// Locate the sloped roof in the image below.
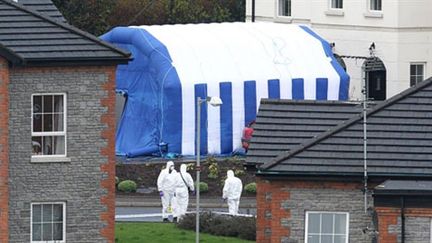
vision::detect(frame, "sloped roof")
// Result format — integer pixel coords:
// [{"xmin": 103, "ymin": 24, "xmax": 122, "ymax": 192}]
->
[
  {"xmin": 259, "ymin": 78, "xmax": 432, "ymax": 178},
  {"xmin": 246, "ymin": 99, "xmax": 362, "ymax": 165},
  {"xmin": 10, "ymin": 0, "xmax": 65, "ymax": 22},
  {"xmin": 0, "ymin": 0, "xmax": 130, "ymax": 66}
]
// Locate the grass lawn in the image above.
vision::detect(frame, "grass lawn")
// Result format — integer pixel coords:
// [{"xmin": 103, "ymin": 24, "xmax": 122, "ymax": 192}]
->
[{"xmin": 115, "ymin": 222, "xmax": 254, "ymax": 243}]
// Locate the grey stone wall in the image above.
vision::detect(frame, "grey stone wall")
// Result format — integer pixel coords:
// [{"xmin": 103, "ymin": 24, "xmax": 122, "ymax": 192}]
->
[
  {"xmin": 8, "ymin": 68, "xmax": 110, "ymax": 242},
  {"xmin": 390, "ymin": 216, "xmax": 431, "ymax": 243},
  {"xmin": 280, "ymin": 187, "xmax": 375, "ymax": 243}
]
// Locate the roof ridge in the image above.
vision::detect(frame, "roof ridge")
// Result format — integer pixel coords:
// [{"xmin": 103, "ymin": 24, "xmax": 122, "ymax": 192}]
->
[
  {"xmin": 0, "ymin": 0, "xmax": 130, "ymax": 62},
  {"xmin": 261, "ymin": 98, "xmax": 360, "ymax": 106},
  {"xmin": 260, "ymin": 77, "xmax": 432, "ymax": 171}
]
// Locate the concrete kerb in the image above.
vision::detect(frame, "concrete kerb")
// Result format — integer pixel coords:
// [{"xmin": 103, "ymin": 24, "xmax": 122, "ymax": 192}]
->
[{"xmin": 116, "ymin": 195, "xmax": 257, "ymax": 208}]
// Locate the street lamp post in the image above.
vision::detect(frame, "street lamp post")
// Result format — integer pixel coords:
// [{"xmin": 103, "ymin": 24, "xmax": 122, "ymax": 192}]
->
[{"xmin": 196, "ymin": 96, "xmax": 222, "ymax": 243}]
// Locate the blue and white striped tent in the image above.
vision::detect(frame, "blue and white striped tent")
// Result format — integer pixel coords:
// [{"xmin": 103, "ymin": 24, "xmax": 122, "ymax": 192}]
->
[{"xmin": 101, "ymin": 22, "xmax": 350, "ymax": 157}]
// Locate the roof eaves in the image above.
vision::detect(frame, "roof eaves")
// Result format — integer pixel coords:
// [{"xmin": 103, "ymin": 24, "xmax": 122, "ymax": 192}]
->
[
  {"xmin": 260, "ymin": 77, "xmax": 432, "ymax": 170},
  {"xmin": 0, "ymin": 43, "xmax": 25, "ymax": 65},
  {"xmin": 0, "ymin": 0, "xmax": 131, "ymax": 62}
]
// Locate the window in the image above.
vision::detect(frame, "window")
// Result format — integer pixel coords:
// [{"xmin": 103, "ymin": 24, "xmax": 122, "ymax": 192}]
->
[
  {"xmin": 31, "ymin": 202, "xmax": 66, "ymax": 243},
  {"xmin": 278, "ymin": 0, "xmax": 291, "ymax": 17},
  {"xmin": 330, "ymin": 0, "xmax": 343, "ymax": 9},
  {"xmin": 32, "ymin": 94, "xmax": 66, "ymax": 157},
  {"xmin": 370, "ymin": 0, "xmax": 382, "ymax": 11},
  {"xmin": 410, "ymin": 63, "xmax": 426, "ymax": 86},
  {"xmin": 305, "ymin": 212, "xmax": 349, "ymax": 243}
]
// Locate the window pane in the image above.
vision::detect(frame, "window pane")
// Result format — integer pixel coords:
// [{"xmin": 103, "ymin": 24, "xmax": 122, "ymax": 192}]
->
[
  {"xmin": 417, "ymin": 65, "xmax": 424, "ymax": 75},
  {"xmin": 32, "ymin": 204, "xmax": 42, "ymax": 223},
  {"xmin": 53, "ymin": 223, "xmax": 63, "ymax": 240},
  {"xmin": 54, "ymin": 114, "xmax": 64, "ymax": 131},
  {"xmin": 43, "ymin": 114, "xmax": 53, "ymax": 132},
  {"xmin": 42, "ymin": 136, "xmax": 53, "ymax": 155},
  {"xmin": 33, "ymin": 115, "xmax": 42, "ymax": 132},
  {"xmin": 33, "ymin": 96, "xmax": 42, "ymax": 114},
  {"xmin": 410, "ymin": 76, "xmax": 416, "ymax": 87},
  {"xmin": 322, "ymin": 213, "xmax": 333, "ymax": 234},
  {"xmin": 54, "ymin": 95, "xmax": 64, "ymax": 113},
  {"xmin": 42, "ymin": 204, "xmax": 52, "ymax": 223},
  {"xmin": 335, "ymin": 214, "xmax": 347, "ymax": 234},
  {"xmin": 307, "ymin": 235, "xmax": 319, "ymax": 243},
  {"xmin": 53, "ymin": 204, "xmax": 63, "ymax": 221},
  {"xmin": 416, "ymin": 76, "xmax": 424, "ymax": 84},
  {"xmin": 308, "ymin": 213, "xmax": 320, "ymax": 234},
  {"xmin": 43, "ymin": 95, "xmax": 53, "ymax": 113},
  {"xmin": 410, "ymin": 65, "xmax": 416, "ymax": 74},
  {"xmin": 32, "ymin": 223, "xmax": 42, "ymax": 241},
  {"xmin": 322, "ymin": 235, "xmax": 332, "ymax": 243},
  {"xmin": 42, "ymin": 223, "xmax": 53, "ymax": 241},
  {"xmin": 53, "ymin": 136, "xmax": 65, "ymax": 155},
  {"xmin": 334, "ymin": 235, "xmax": 346, "ymax": 243}
]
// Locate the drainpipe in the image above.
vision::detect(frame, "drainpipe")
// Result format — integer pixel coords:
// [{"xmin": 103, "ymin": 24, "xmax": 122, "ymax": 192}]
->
[
  {"xmin": 251, "ymin": 0, "xmax": 255, "ymax": 22},
  {"xmin": 401, "ymin": 196, "xmax": 405, "ymax": 243},
  {"xmin": 362, "ymin": 63, "xmax": 368, "ymax": 214}
]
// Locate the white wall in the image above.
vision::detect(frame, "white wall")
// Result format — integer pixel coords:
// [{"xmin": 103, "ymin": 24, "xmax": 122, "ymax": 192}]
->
[{"xmin": 246, "ymin": 0, "xmax": 432, "ymax": 100}]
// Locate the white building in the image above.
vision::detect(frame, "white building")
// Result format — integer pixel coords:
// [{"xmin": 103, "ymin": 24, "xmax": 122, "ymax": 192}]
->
[{"xmin": 246, "ymin": 0, "xmax": 432, "ymax": 100}]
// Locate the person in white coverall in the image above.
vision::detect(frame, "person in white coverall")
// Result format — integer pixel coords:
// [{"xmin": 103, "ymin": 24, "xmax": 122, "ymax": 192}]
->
[
  {"xmin": 173, "ymin": 164, "xmax": 195, "ymax": 221},
  {"xmin": 222, "ymin": 170, "xmax": 243, "ymax": 215},
  {"xmin": 157, "ymin": 161, "xmax": 177, "ymax": 222}
]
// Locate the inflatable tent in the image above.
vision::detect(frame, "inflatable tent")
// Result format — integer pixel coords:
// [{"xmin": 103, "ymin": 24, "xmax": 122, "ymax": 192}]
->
[{"xmin": 101, "ymin": 22, "xmax": 350, "ymax": 157}]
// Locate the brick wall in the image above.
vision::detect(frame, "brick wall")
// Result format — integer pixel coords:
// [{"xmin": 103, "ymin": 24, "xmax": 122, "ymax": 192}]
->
[
  {"xmin": 0, "ymin": 58, "xmax": 9, "ymax": 243},
  {"xmin": 8, "ymin": 66, "xmax": 116, "ymax": 242},
  {"xmin": 376, "ymin": 207, "xmax": 432, "ymax": 243},
  {"xmin": 257, "ymin": 178, "xmax": 375, "ymax": 243}
]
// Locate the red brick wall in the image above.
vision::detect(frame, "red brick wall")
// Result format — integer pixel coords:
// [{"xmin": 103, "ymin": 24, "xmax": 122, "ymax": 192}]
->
[
  {"xmin": 99, "ymin": 66, "xmax": 117, "ymax": 243},
  {"xmin": 0, "ymin": 57, "xmax": 9, "ymax": 243},
  {"xmin": 256, "ymin": 178, "xmax": 363, "ymax": 243},
  {"xmin": 375, "ymin": 207, "xmax": 432, "ymax": 243}
]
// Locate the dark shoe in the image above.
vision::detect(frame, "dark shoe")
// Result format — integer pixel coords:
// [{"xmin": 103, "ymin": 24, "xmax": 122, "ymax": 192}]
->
[
  {"xmin": 163, "ymin": 218, "xmax": 169, "ymax": 223},
  {"xmin": 173, "ymin": 217, "xmax": 178, "ymax": 222}
]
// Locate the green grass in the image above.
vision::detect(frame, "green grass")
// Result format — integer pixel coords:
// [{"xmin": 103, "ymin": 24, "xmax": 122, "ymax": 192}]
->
[{"xmin": 115, "ymin": 222, "xmax": 254, "ymax": 243}]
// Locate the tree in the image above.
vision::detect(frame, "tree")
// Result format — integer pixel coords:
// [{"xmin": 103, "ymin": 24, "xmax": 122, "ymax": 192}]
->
[{"xmin": 53, "ymin": 0, "xmax": 245, "ymax": 36}]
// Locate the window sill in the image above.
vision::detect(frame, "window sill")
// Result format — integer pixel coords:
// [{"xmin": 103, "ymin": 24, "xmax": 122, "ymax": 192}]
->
[
  {"xmin": 364, "ymin": 11, "xmax": 383, "ymax": 18},
  {"xmin": 325, "ymin": 10, "xmax": 344, "ymax": 16},
  {"xmin": 274, "ymin": 16, "xmax": 293, "ymax": 23},
  {"xmin": 31, "ymin": 156, "xmax": 71, "ymax": 163}
]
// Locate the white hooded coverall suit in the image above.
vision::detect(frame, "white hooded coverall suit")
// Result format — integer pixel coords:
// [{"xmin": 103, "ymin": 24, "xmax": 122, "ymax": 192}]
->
[
  {"xmin": 222, "ymin": 170, "xmax": 243, "ymax": 215},
  {"xmin": 157, "ymin": 161, "xmax": 177, "ymax": 219},
  {"xmin": 174, "ymin": 164, "xmax": 195, "ymax": 219}
]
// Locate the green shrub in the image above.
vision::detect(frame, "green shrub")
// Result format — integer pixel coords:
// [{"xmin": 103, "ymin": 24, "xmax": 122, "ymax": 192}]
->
[
  {"xmin": 195, "ymin": 182, "xmax": 209, "ymax": 193},
  {"xmin": 177, "ymin": 212, "xmax": 256, "ymax": 241},
  {"xmin": 208, "ymin": 162, "xmax": 219, "ymax": 179},
  {"xmin": 244, "ymin": 182, "xmax": 256, "ymax": 194},
  {"xmin": 234, "ymin": 169, "xmax": 245, "ymax": 177},
  {"xmin": 186, "ymin": 163, "xmax": 195, "ymax": 171},
  {"xmin": 118, "ymin": 180, "xmax": 137, "ymax": 193}
]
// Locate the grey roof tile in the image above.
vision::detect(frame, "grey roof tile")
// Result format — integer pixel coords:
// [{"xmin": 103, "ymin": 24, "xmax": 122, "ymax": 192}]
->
[
  {"xmin": 0, "ymin": 0, "xmax": 130, "ymax": 66},
  {"xmin": 259, "ymin": 78, "xmax": 432, "ymax": 178}
]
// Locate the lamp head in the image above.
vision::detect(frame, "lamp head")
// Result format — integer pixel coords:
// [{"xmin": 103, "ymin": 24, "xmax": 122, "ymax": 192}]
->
[{"xmin": 207, "ymin": 96, "xmax": 223, "ymax": 107}]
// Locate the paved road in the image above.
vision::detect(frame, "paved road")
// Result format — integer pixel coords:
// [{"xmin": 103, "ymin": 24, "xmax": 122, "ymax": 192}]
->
[{"xmin": 115, "ymin": 206, "xmax": 257, "ymax": 222}]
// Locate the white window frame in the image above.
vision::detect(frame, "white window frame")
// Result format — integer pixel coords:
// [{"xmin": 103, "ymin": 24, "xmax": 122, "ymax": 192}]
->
[
  {"xmin": 30, "ymin": 202, "xmax": 66, "ymax": 243},
  {"xmin": 31, "ymin": 93, "xmax": 67, "ymax": 159},
  {"xmin": 329, "ymin": 0, "xmax": 343, "ymax": 10},
  {"xmin": 369, "ymin": 0, "xmax": 382, "ymax": 11},
  {"xmin": 410, "ymin": 62, "xmax": 426, "ymax": 87},
  {"xmin": 305, "ymin": 211, "xmax": 349, "ymax": 243},
  {"xmin": 277, "ymin": 0, "xmax": 292, "ymax": 17}
]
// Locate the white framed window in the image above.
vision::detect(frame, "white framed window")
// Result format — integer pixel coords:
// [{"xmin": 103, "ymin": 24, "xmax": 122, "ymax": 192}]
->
[
  {"xmin": 31, "ymin": 202, "xmax": 66, "ymax": 243},
  {"xmin": 305, "ymin": 211, "xmax": 349, "ymax": 243},
  {"xmin": 330, "ymin": 0, "xmax": 343, "ymax": 9},
  {"xmin": 410, "ymin": 63, "xmax": 426, "ymax": 87},
  {"xmin": 278, "ymin": 0, "xmax": 291, "ymax": 17},
  {"xmin": 369, "ymin": 0, "xmax": 382, "ymax": 11},
  {"xmin": 31, "ymin": 93, "xmax": 66, "ymax": 157}
]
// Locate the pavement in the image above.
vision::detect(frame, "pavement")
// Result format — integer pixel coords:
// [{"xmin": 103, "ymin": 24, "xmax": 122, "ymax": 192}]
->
[{"xmin": 116, "ymin": 194, "xmax": 257, "ymax": 208}]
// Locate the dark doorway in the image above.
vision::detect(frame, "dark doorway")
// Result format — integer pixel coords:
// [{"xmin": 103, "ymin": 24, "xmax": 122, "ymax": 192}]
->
[{"xmin": 364, "ymin": 57, "xmax": 386, "ymax": 101}]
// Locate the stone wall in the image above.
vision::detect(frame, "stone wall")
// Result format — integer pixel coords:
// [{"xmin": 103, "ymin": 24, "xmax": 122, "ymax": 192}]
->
[
  {"xmin": 256, "ymin": 178, "xmax": 375, "ymax": 243},
  {"xmin": 8, "ymin": 66, "xmax": 116, "ymax": 243}
]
